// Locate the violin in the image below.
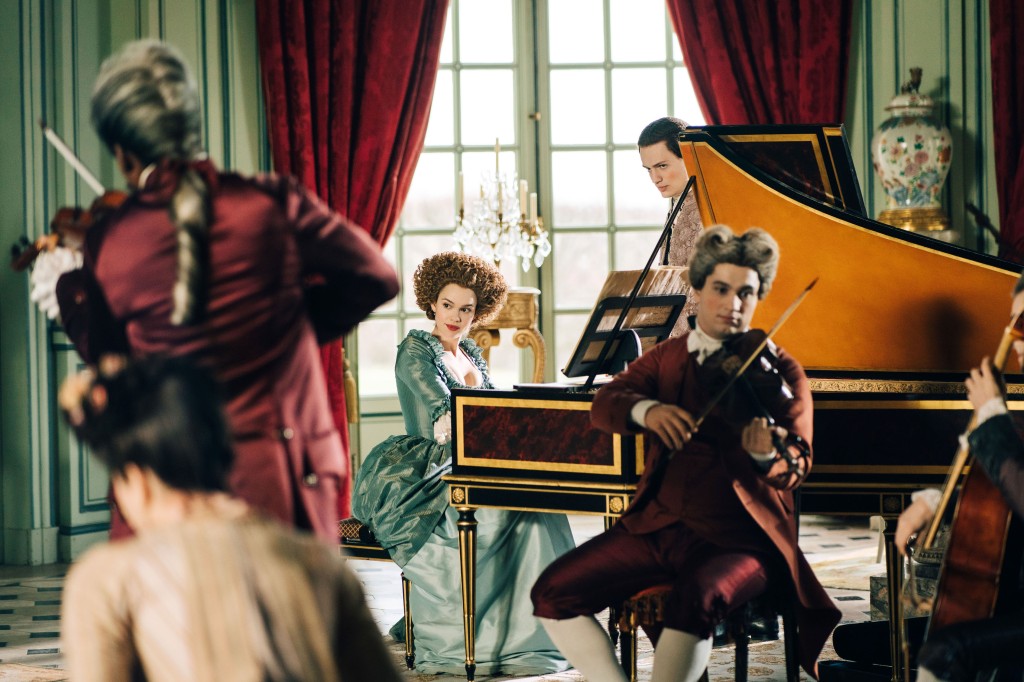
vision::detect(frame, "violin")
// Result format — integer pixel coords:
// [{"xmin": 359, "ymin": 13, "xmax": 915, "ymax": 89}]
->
[
  {"xmin": 11, "ymin": 190, "xmax": 127, "ymax": 272},
  {"xmin": 10, "ymin": 121, "xmax": 128, "ymax": 272},
  {"xmin": 702, "ymin": 329, "xmax": 797, "ymax": 427},
  {"xmin": 700, "ymin": 328, "xmax": 811, "ymax": 470}
]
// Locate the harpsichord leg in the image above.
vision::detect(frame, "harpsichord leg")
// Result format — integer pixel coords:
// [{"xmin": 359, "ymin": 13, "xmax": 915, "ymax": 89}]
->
[{"xmin": 456, "ymin": 505, "xmax": 478, "ymax": 681}]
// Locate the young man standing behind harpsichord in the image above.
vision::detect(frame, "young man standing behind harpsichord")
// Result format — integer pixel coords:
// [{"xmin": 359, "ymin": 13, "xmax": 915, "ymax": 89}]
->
[
  {"xmin": 531, "ymin": 225, "xmax": 841, "ymax": 681},
  {"xmin": 638, "ymin": 116, "xmax": 704, "ymax": 334}
]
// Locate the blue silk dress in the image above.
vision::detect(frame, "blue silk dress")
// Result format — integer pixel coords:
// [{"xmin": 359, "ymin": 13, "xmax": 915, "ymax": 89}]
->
[{"xmin": 352, "ymin": 329, "xmax": 574, "ymax": 675}]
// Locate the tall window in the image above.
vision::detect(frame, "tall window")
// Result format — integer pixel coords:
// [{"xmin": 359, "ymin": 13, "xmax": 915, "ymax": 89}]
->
[{"xmin": 356, "ymin": 0, "xmax": 703, "ymax": 415}]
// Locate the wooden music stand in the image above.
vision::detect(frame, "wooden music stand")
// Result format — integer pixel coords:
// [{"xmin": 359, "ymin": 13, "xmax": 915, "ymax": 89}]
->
[{"xmin": 562, "ymin": 268, "xmax": 689, "ymax": 379}]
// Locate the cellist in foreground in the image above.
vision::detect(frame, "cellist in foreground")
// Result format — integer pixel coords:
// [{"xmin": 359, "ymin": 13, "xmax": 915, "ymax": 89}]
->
[{"xmin": 896, "ymin": 270, "xmax": 1024, "ymax": 681}]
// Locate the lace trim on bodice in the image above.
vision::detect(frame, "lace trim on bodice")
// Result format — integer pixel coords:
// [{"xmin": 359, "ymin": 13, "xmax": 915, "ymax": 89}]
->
[{"xmin": 407, "ymin": 329, "xmax": 494, "ymax": 422}]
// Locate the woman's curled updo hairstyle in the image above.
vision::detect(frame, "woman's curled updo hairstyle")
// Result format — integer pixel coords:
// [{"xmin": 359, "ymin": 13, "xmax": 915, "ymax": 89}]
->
[
  {"xmin": 413, "ymin": 252, "xmax": 509, "ymax": 326},
  {"xmin": 687, "ymin": 225, "xmax": 780, "ymax": 299}
]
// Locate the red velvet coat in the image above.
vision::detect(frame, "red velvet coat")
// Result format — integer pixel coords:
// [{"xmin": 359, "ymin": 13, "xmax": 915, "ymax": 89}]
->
[
  {"xmin": 56, "ymin": 161, "xmax": 399, "ymax": 542},
  {"xmin": 591, "ymin": 334, "xmax": 840, "ymax": 678}
]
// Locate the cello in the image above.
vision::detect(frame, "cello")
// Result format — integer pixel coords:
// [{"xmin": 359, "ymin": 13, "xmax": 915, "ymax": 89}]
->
[{"xmin": 910, "ymin": 309, "xmax": 1024, "ymax": 637}]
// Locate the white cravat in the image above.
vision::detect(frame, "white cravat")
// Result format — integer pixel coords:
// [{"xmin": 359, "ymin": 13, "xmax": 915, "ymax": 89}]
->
[{"xmin": 685, "ymin": 324, "xmax": 723, "ymax": 365}]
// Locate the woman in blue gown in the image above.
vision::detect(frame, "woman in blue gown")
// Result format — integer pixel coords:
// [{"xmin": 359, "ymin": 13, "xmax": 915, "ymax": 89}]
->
[{"xmin": 352, "ymin": 252, "xmax": 575, "ymax": 676}]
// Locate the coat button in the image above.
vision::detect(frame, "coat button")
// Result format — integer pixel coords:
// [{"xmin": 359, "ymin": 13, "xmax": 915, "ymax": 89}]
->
[
  {"xmin": 280, "ymin": 427, "xmax": 294, "ymax": 440},
  {"xmin": 303, "ymin": 473, "xmax": 319, "ymax": 487}
]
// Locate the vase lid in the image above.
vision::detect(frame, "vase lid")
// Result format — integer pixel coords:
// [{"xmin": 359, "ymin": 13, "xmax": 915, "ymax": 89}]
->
[{"xmin": 885, "ymin": 92, "xmax": 935, "ymax": 113}]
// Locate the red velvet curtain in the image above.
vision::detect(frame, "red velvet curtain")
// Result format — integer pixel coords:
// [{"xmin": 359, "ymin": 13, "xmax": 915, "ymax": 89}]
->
[
  {"xmin": 990, "ymin": 0, "xmax": 1024, "ymax": 263},
  {"xmin": 255, "ymin": 0, "xmax": 449, "ymax": 517},
  {"xmin": 667, "ymin": 0, "xmax": 853, "ymax": 125}
]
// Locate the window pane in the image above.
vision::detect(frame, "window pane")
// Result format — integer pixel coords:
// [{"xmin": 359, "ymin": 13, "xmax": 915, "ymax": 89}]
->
[
  {"xmin": 548, "ymin": 0, "xmax": 604, "ymax": 64},
  {"xmin": 554, "ymin": 313, "xmax": 589, "ymax": 378},
  {"xmin": 611, "ymin": 69, "xmax": 668, "ymax": 144},
  {"xmin": 459, "ymin": 0, "xmax": 513, "ymax": 63},
  {"xmin": 460, "ymin": 69, "xmax": 516, "ymax": 145},
  {"xmin": 439, "ymin": 4, "xmax": 454, "ymax": 64},
  {"xmin": 609, "ymin": 0, "xmax": 666, "ymax": 62},
  {"xmin": 358, "ymin": 319, "xmax": 400, "ymax": 397},
  {"xmin": 401, "ymin": 234, "xmax": 463, "ymax": 311},
  {"xmin": 613, "ymin": 149, "xmax": 667, "ymax": 226},
  {"xmin": 550, "ymin": 69, "xmax": 606, "ymax": 144},
  {"xmin": 552, "ymin": 230, "xmax": 609, "ymax": 308},
  {"xmin": 401, "ymin": 153, "xmax": 456, "ymax": 230},
  {"xmin": 424, "ymin": 70, "xmax": 454, "ymax": 147},
  {"xmin": 551, "ymin": 151, "xmax": 608, "ymax": 227},
  {"xmin": 614, "ymin": 229, "xmax": 662, "ymax": 270},
  {"xmin": 673, "ymin": 67, "xmax": 706, "ymax": 126}
]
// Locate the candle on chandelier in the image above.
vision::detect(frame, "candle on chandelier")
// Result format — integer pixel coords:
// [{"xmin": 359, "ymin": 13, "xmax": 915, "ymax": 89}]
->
[
  {"xmin": 495, "ymin": 138, "xmax": 501, "ymax": 173},
  {"xmin": 529, "ymin": 192, "xmax": 538, "ymax": 224},
  {"xmin": 519, "ymin": 180, "xmax": 528, "ymax": 215},
  {"xmin": 457, "ymin": 171, "xmax": 464, "ymax": 215}
]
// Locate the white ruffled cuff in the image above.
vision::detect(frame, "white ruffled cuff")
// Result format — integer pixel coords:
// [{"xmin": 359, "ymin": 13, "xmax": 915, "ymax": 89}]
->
[
  {"xmin": 911, "ymin": 487, "xmax": 942, "ymax": 514},
  {"xmin": 975, "ymin": 396, "xmax": 1008, "ymax": 426},
  {"xmin": 433, "ymin": 412, "xmax": 452, "ymax": 445},
  {"xmin": 30, "ymin": 247, "xmax": 83, "ymax": 322}
]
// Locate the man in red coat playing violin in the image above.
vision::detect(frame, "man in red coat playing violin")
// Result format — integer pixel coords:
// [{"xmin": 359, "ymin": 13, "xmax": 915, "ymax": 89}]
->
[
  {"xmin": 894, "ymin": 271, "xmax": 1024, "ymax": 682},
  {"xmin": 32, "ymin": 40, "xmax": 399, "ymax": 544},
  {"xmin": 531, "ymin": 225, "xmax": 840, "ymax": 681}
]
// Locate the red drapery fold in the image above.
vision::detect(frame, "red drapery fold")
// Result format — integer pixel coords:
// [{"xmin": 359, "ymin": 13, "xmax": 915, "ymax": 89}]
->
[
  {"xmin": 990, "ymin": 0, "xmax": 1024, "ymax": 263},
  {"xmin": 255, "ymin": 0, "xmax": 448, "ymax": 517},
  {"xmin": 667, "ymin": 0, "xmax": 853, "ymax": 125}
]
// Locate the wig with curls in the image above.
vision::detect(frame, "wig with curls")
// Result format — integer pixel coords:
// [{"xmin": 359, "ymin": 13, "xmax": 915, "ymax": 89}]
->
[
  {"xmin": 687, "ymin": 225, "xmax": 780, "ymax": 299},
  {"xmin": 413, "ymin": 252, "xmax": 509, "ymax": 326}
]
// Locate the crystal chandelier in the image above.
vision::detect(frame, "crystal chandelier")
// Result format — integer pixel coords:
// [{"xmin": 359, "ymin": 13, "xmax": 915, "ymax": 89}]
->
[{"xmin": 454, "ymin": 139, "xmax": 551, "ymax": 272}]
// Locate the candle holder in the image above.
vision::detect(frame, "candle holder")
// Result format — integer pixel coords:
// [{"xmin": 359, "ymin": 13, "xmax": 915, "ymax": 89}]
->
[{"xmin": 454, "ymin": 140, "xmax": 551, "ymax": 272}]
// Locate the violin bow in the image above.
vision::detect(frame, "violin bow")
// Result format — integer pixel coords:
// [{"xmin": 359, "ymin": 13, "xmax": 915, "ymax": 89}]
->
[
  {"xmin": 39, "ymin": 120, "xmax": 105, "ymax": 196},
  {"xmin": 693, "ymin": 277, "xmax": 819, "ymax": 428}
]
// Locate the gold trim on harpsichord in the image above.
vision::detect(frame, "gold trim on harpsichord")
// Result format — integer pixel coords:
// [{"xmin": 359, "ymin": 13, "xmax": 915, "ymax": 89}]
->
[
  {"xmin": 683, "ymin": 140, "xmax": 1015, "ymax": 274},
  {"xmin": 809, "ymin": 377, "xmax": 1024, "ymax": 395},
  {"xmin": 816, "ymin": 399, "xmax": 1024, "ymax": 410},
  {"xmin": 443, "ymin": 474, "xmax": 637, "ymax": 492},
  {"xmin": 444, "ymin": 475, "xmax": 634, "ymax": 512},
  {"xmin": 454, "ymin": 394, "xmax": 634, "ymax": 475},
  {"xmin": 717, "ymin": 132, "xmax": 834, "ymax": 200},
  {"xmin": 811, "ymin": 465, "xmax": 959, "ymax": 475}
]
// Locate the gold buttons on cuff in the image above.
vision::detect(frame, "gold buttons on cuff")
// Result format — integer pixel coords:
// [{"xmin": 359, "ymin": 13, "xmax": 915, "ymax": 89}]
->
[
  {"xmin": 280, "ymin": 427, "xmax": 295, "ymax": 440},
  {"xmin": 302, "ymin": 473, "xmax": 319, "ymax": 487}
]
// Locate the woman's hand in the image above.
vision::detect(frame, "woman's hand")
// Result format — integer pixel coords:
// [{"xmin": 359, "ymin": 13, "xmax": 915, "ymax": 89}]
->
[
  {"xmin": 645, "ymin": 404, "xmax": 696, "ymax": 451},
  {"xmin": 965, "ymin": 356, "xmax": 1005, "ymax": 411}
]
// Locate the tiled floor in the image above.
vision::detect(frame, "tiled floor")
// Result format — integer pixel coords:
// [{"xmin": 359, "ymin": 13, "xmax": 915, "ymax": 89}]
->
[{"xmin": 0, "ymin": 515, "xmax": 884, "ymax": 681}]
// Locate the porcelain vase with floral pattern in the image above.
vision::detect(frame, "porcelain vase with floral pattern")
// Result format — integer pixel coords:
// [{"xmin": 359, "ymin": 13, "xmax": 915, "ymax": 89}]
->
[{"xmin": 870, "ymin": 70, "xmax": 952, "ymax": 232}]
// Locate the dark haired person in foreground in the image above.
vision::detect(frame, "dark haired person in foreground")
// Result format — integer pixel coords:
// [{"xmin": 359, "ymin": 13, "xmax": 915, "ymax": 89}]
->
[
  {"xmin": 59, "ymin": 355, "xmax": 402, "ymax": 682},
  {"xmin": 532, "ymin": 226, "xmax": 840, "ymax": 681}
]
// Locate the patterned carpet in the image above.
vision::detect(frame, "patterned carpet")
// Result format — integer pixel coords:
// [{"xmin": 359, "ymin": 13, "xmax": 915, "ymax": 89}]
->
[{"xmin": 0, "ymin": 515, "xmax": 881, "ymax": 681}]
